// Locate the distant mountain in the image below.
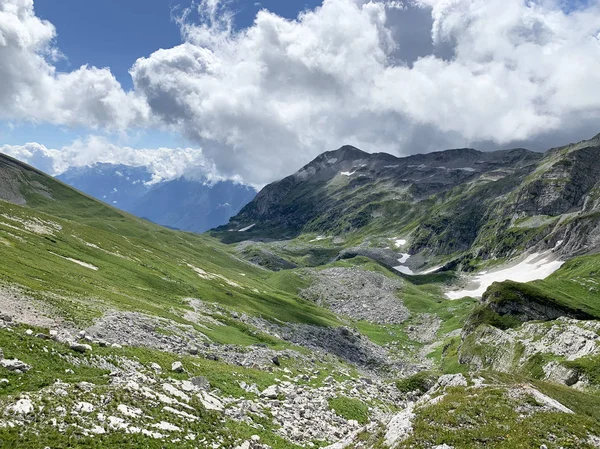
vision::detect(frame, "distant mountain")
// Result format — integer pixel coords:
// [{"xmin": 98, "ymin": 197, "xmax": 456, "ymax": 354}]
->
[
  {"xmin": 57, "ymin": 163, "xmax": 256, "ymax": 233},
  {"xmin": 218, "ymin": 135, "xmax": 600, "ymax": 261}
]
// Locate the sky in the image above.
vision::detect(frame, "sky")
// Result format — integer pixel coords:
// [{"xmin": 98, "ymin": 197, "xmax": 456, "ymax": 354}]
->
[{"xmin": 0, "ymin": 0, "xmax": 599, "ymax": 187}]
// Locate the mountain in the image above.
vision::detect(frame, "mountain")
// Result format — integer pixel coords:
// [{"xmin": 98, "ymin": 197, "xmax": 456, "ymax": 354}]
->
[
  {"xmin": 1, "ymin": 148, "xmax": 600, "ymax": 448},
  {"xmin": 57, "ymin": 163, "xmax": 256, "ymax": 233},
  {"xmin": 218, "ymin": 135, "xmax": 600, "ymax": 263}
]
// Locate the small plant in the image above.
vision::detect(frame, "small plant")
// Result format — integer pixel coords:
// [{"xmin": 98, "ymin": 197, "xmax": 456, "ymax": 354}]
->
[
  {"xmin": 395, "ymin": 371, "xmax": 438, "ymax": 394},
  {"xmin": 327, "ymin": 396, "xmax": 370, "ymax": 424}
]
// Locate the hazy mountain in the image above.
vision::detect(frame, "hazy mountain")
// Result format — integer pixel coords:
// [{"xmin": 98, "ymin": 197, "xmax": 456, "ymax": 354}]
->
[{"xmin": 58, "ymin": 163, "xmax": 256, "ymax": 232}]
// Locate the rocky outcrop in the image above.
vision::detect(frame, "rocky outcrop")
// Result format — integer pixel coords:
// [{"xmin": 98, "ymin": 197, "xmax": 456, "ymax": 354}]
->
[{"xmin": 483, "ymin": 281, "xmax": 596, "ymax": 322}]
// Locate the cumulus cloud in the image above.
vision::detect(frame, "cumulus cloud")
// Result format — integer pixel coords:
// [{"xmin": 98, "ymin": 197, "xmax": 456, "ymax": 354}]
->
[
  {"xmin": 0, "ymin": 0, "xmax": 147, "ymax": 128},
  {"xmin": 0, "ymin": 136, "xmax": 227, "ymax": 184},
  {"xmin": 1, "ymin": 0, "xmax": 600, "ymax": 186},
  {"xmin": 129, "ymin": 0, "xmax": 600, "ymax": 185}
]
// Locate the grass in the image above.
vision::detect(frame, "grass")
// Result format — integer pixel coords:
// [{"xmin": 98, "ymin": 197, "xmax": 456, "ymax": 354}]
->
[
  {"xmin": 0, "ymin": 163, "xmax": 342, "ymax": 337},
  {"xmin": 401, "ymin": 381, "xmax": 600, "ymax": 448},
  {"xmin": 327, "ymin": 396, "xmax": 370, "ymax": 424},
  {"xmin": 395, "ymin": 371, "xmax": 438, "ymax": 393}
]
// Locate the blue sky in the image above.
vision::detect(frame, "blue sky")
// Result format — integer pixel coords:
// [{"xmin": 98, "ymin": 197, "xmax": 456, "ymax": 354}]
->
[
  {"xmin": 2, "ymin": 0, "xmax": 322, "ymax": 149},
  {"xmin": 34, "ymin": 0, "xmax": 323, "ymax": 89}
]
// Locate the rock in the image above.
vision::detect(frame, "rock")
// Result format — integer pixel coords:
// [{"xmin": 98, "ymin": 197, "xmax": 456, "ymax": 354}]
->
[
  {"xmin": 433, "ymin": 445, "xmax": 454, "ymax": 449},
  {"xmin": 150, "ymin": 362, "xmax": 162, "ymax": 373},
  {"xmin": 171, "ymin": 361, "xmax": 184, "ymax": 373},
  {"xmin": 25, "ymin": 329, "xmax": 33, "ymax": 336},
  {"xmin": 198, "ymin": 391, "xmax": 224, "ymax": 412},
  {"xmin": 0, "ymin": 348, "xmax": 3, "ymax": 360},
  {"xmin": 75, "ymin": 402, "xmax": 95, "ymax": 413},
  {"xmin": 188, "ymin": 346, "xmax": 199, "ymax": 355},
  {"xmin": 35, "ymin": 333, "xmax": 51, "ymax": 340},
  {"xmin": 543, "ymin": 361, "xmax": 579, "ymax": 386},
  {"xmin": 206, "ymin": 354, "xmax": 219, "ymax": 361},
  {"xmin": 234, "ymin": 442, "xmax": 251, "ymax": 449},
  {"xmin": 385, "ymin": 404, "xmax": 415, "ymax": 447},
  {"xmin": 434, "ymin": 374, "xmax": 467, "ymax": 389},
  {"xmin": 272, "ymin": 355, "xmax": 281, "ymax": 366},
  {"xmin": 0, "ymin": 379, "xmax": 9, "ymax": 386},
  {"xmin": 0, "ymin": 314, "xmax": 12, "ymax": 322},
  {"xmin": 1, "ymin": 358, "xmax": 32, "ymax": 372},
  {"xmin": 260, "ymin": 385, "xmax": 280, "ymax": 399},
  {"xmin": 190, "ymin": 376, "xmax": 210, "ymax": 390},
  {"xmin": 70, "ymin": 342, "xmax": 92, "ymax": 353},
  {"xmin": 8, "ymin": 398, "xmax": 34, "ymax": 415}
]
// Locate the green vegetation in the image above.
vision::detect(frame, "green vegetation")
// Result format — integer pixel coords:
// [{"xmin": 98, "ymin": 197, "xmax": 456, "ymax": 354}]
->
[
  {"xmin": 395, "ymin": 371, "xmax": 438, "ymax": 394},
  {"xmin": 401, "ymin": 383, "xmax": 600, "ymax": 448},
  {"xmin": 483, "ymin": 254, "xmax": 600, "ymax": 320},
  {"xmin": 327, "ymin": 396, "xmax": 370, "ymax": 424}
]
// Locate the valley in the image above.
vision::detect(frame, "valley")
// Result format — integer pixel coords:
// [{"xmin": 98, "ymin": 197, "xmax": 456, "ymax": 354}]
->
[{"xmin": 0, "ymin": 134, "xmax": 600, "ymax": 449}]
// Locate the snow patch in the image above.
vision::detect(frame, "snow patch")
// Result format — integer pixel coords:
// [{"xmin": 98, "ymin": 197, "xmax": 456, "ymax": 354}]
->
[
  {"xmin": 238, "ymin": 224, "xmax": 256, "ymax": 232},
  {"xmin": 394, "ymin": 253, "xmax": 413, "ymax": 274},
  {"xmin": 340, "ymin": 170, "xmax": 356, "ymax": 176},
  {"xmin": 418, "ymin": 265, "xmax": 443, "ymax": 275},
  {"xmin": 445, "ymin": 252, "xmax": 564, "ymax": 300},
  {"xmin": 392, "ymin": 238, "xmax": 407, "ymax": 247},
  {"xmin": 309, "ymin": 235, "xmax": 328, "ymax": 243}
]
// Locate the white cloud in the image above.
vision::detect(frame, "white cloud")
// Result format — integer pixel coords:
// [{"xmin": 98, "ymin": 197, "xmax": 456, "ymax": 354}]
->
[
  {"xmin": 0, "ymin": 136, "xmax": 228, "ymax": 184},
  {"xmin": 1, "ymin": 0, "xmax": 600, "ymax": 186},
  {"xmin": 129, "ymin": 0, "xmax": 600, "ymax": 185},
  {"xmin": 0, "ymin": 0, "xmax": 147, "ymax": 128}
]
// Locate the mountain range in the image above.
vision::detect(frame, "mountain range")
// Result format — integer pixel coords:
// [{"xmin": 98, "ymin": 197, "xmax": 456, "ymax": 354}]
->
[
  {"xmin": 57, "ymin": 163, "xmax": 257, "ymax": 233},
  {"xmin": 0, "ymin": 134, "xmax": 599, "ymax": 448}
]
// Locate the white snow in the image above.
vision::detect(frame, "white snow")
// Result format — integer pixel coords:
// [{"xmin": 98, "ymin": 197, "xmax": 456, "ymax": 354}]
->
[
  {"xmin": 456, "ymin": 167, "xmax": 476, "ymax": 172},
  {"xmin": 398, "ymin": 253, "xmax": 410, "ymax": 264},
  {"xmin": 309, "ymin": 235, "xmax": 328, "ymax": 243},
  {"xmin": 395, "ymin": 266, "xmax": 415, "ymax": 275},
  {"xmin": 418, "ymin": 265, "xmax": 443, "ymax": 275},
  {"xmin": 394, "ymin": 253, "xmax": 414, "ymax": 274},
  {"xmin": 340, "ymin": 170, "xmax": 356, "ymax": 176},
  {"xmin": 445, "ymin": 252, "xmax": 564, "ymax": 300},
  {"xmin": 238, "ymin": 224, "xmax": 255, "ymax": 232},
  {"xmin": 392, "ymin": 238, "xmax": 407, "ymax": 247}
]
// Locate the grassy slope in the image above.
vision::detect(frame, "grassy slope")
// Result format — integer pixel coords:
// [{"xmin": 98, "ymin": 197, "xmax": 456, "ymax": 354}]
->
[
  {"xmin": 483, "ymin": 253, "xmax": 600, "ymax": 319},
  {"xmin": 0, "ymin": 156, "xmax": 340, "ymax": 339}
]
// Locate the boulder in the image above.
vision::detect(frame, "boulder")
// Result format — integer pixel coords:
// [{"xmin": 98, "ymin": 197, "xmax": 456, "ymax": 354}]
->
[
  {"xmin": 1, "ymin": 358, "xmax": 32, "ymax": 372},
  {"xmin": 171, "ymin": 361, "xmax": 184, "ymax": 373},
  {"xmin": 260, "ymin": 385, "xmax": 280, "ymax": 399},
  {"xmin": 70, "ymin": 342, "xmax": 92, "ymax": 353},
  {"xmin": 190, "ymin": 376, "xmax": 210, "ymax": 390}
]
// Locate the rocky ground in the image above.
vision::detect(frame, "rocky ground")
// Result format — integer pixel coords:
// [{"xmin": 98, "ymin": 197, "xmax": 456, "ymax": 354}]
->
[{"xmin": 299, "ymin": 267, "xmax": 409, "ymax": 325}]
